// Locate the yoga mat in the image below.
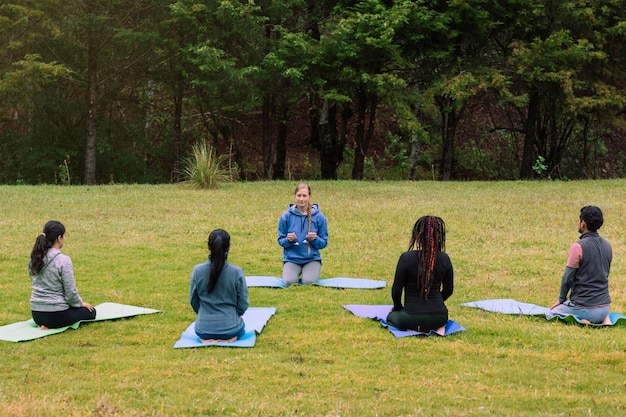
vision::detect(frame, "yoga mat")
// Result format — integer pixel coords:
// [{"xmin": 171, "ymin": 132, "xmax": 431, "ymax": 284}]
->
[
  {"xmin": 173, "ymin": 307, "xmax": 276, "ymax": 348},
  {"xmin": 245, "ymin": 275, "xmax": 386, "ymax": 289},
  {"xmin": 0, "ymin": 302, "xmax": 161, "ymax": 342},
  {"xmin": 461, "ymin": 299, "xmax": 626, "ymax": 326},
  {"xmin": 343, "ymin": 304, "xmax": 466, "ymax": 338},
  {"xmin": 460, "ymin": 299, "xmax": 549, "ymax": 315}
]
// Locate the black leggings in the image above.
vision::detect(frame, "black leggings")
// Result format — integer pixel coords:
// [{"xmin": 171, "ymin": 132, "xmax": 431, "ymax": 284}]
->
[
  {"xmin": 32, "ymin": 307, "xmax": 96, "ymax": 329},
  {"xmin": 386, "ymin": 310, "xmax": 448, "ymax": 332}
]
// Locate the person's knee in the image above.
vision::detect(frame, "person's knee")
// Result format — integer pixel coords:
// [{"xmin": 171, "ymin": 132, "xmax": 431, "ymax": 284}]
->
[
  {"xmin": 300, "ymin": 274, "xmax": 318, "ymax": 284},
  {"xmin": 301, "ymin": 262, "xmax": 321, "ymax": 284},
  {"xmin": 282, "ymin": 265, "xmax": 301, "ymax": 285},
  {"xmin": 282, "ymin": 275, "xmax": 299, "ymax": 286},
  {"xmin": 386, "ymin": 311, "xmax": 399, "ymax": 327}
]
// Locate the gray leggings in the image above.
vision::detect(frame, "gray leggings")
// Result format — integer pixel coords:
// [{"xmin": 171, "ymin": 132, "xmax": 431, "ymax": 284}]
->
[
  {"xmin": 282, "ymin": 261, "xmax": 321, "ymax": 286},
  {"xmin": 547, "ymin": 301, "xmax": 610, "ymax": 324}
]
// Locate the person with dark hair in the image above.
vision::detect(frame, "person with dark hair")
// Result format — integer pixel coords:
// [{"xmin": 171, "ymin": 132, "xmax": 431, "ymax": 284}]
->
[
  {"xmin": 547, "ymin": 206, "xmax": 612, "ymax": 324},
  {"xmin": 277, "ymin": 183, "xmax": 329, "ymax": 286},
  {"xmin": 386, "ymin": 216, "xmax": 454, "ymax": 335},
  {"xmin": 189, "ymin": 229, "xmax": 249, "ymax": 343},
  {"xmin": 29, "ymin": 221, "xmax": 95, "ymax": 329}
]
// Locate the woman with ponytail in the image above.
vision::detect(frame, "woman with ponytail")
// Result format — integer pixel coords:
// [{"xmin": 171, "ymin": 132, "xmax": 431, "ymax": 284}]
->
[
  {"xmin": 386, "ymin": 216, "xmax": 454, "ymax": 334},
  {"xmin": 189, "ymin": 229, "xmax": 249, "ymax": 343},
  {"xmin": 277, "ymin": 183, "xmax": 329, "ymax": 286},
  {"xmin": 29, "ymin": 221, "xmax": 95, "ymax": 329}
]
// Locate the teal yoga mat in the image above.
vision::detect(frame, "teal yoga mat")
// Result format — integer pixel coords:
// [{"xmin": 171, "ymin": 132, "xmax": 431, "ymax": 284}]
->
[
  {"xmin": 0, "ymin": 302, "xmax": 161, "ymax": 342},
  {"xmin": 173, "ymin": 307, "xmax": 276, "ymax": 348},
  {"xmin": 246, "ymin": 275, "xmax": 386, "ymax": 289},
  {"xmin": 461, "ymin": 299, "xmax": 626, "ymax": 326}
]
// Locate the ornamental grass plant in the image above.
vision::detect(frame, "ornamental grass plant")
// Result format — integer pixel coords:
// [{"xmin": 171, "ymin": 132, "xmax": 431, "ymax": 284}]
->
[
  {"xmin": 180, "ymin": 142, "xmax": 233, "ymax": 189},
  {"xmin": 0, "ymin": 181, "xmax": 625, "ymax": 416}
]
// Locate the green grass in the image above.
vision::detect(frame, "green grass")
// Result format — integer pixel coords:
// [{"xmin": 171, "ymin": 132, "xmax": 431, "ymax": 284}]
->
[{"xmin": 1, "ymin": 181, "xmax": 625, "ymax": 416}]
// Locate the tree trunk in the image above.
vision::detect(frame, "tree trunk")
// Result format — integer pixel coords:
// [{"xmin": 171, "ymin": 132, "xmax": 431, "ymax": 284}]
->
[
  {"xmin": 143, "ymin": 80, "xmax": 155, "ymax": 177},
  {"xmin": 171, "ymin": 80, "xmax": 183, "ymax": 183},
  {"xmin": 351, "ymin": 90, "xmax": 377, "ymax": 180},
  {"xmin": 262, "ymin": 93, "xmax": 274, "ymax": 180},
  {"xmin": 408, "ymin": 138, "xmax": 421, "ymax": 180},
  {"xmin": 520, "ymin": 92, "xmax": 539, "ymax": 179},
  {"xmin": 440, "ymin": 108, "xmax": 457, "ymax": 181},
  {"xmin": 319, "ymin": 102, "xmax": 340, "ymax": 179},
  {"xmin": 228, "ymin": 131, "xmax": 246, "ymax": 181},
  {"xmin": 84, "ymin": 34, "xmax": 98, "ymax": 185},
  {"xmin": 273, "ymin": 101, "xmax": 288, "ymax": 180}
]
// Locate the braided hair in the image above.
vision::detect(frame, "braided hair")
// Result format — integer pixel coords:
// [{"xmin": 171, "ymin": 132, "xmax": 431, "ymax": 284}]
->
[
  {"xmin": 207, "ymin": 229, "xmax": 231, "ymax": 293},
  {"xmin": 295, "ymin": 183, "xmax": 313, "ymax": 254},
  {"xmin": 408, "ymin": 216, "xmax": 446, "ymax": 299}
]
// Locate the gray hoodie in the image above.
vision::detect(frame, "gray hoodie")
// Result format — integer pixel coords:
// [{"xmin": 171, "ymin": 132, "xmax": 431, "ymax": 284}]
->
[{"xmin": 30, "ymin": 248, "xmax": 84, "ymax": 312}]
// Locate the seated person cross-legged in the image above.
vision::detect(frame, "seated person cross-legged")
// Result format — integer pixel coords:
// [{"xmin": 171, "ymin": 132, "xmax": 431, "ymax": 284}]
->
[
  {"xmin": 386, "ymin": 216, "xmax": 454, "ymax": 335},
  {"xmin": 547, "ymin": 206, "xmax": 612, "ymax": 325},
  {"xmin": 189, "ymin": 229, "xmax": 249, "ymax": 343},
  {"xmin": 29, "ymin": 221, "xmax": 96, "ymax": 330}
]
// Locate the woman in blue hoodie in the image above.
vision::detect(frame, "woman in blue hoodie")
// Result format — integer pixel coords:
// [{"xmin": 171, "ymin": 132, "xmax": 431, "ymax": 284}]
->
[{"xmin": 277, "ymin": 183, "xmax": 329, "ymax": 286}]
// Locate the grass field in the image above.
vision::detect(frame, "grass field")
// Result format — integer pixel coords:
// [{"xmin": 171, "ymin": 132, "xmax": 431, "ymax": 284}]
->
[{"xmin": 1, "ymin": 181, "xmax": 625, "ymax": 416}]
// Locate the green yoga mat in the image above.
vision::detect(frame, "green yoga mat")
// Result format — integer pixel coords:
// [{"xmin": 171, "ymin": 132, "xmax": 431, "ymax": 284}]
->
[{"xmin": 0, "ymin": 302, "xmax": 161, "ymax": 342}]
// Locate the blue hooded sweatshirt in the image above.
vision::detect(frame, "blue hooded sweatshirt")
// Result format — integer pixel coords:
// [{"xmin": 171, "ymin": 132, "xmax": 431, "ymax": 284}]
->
[{"xmin": 277, "ymin": 203, "xmax": 328, "ymax": 264}]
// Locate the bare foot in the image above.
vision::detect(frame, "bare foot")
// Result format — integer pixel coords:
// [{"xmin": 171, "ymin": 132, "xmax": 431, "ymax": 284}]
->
[
  {"xmin": 434, "ymin": 325, "xmax": 446, "ymax": 336},
  {"xmin": 580, "ymin": 319, "xmax": 591, "ymax": 324},
  {"xmin": 602, "ymin": 316, "xmax": 612, "ymax": 325},
  {"xmin": 200, "ymin": 336, "xmax": 237, "ymax": 344},
  {"xmin": 38, "ymin": 325, "xmax": 49, "ymax": 330}
]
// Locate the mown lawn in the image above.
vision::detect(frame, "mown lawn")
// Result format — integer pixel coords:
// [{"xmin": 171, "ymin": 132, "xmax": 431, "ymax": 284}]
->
[{"xmin": 1, "ymin": 181, "xmax": 625, "ymax": 416}]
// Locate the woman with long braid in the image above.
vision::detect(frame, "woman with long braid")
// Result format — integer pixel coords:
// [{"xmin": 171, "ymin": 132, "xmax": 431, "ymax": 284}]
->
[
  {"xmin": 386, "ymin": 216, "xmax": 454, "ymax": 334},
  {"xmin": 29, "ymin": 221, "xmax": 96, "ymax": 329},
  {"xmin": 277, "ymin": 183, "xmax": 329, "ymax": 286},
  {"xmin": 189, "ymin": 229, "xmax": 249, "ymax": 343}
]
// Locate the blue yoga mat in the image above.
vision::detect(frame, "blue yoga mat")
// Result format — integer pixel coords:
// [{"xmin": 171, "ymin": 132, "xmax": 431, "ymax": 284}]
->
[
  {"xmin": 461, "ymin": 299, "xmax": 549, "ymax": 315},
  {"xmin": 461, "ymin": 299, "xmax": 626, "ymax": 326},
  {"xmin": 246, "ymin": 276, "xmax": 386, "ymax": 289},
  {"xmin": 173, "ymin": 307, "xmax": 276, "ymax": 348},
  {"xmin": 0, "ymin": 302, "xmax": 161, "ymax": 342},
  {"xmin": 343, "ymin": 304, "xmax": 466, "ymax": 338}
]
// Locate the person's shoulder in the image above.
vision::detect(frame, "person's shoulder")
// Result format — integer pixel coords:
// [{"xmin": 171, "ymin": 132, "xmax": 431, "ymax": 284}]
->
[
  {"xmin": 50, "ymin": 249, "xmax": 71, "ymax": 264},
  {"xmin": 228, "ymin": 262, "xmax": 243, "ymax": 271},
  {"xmin": 399, "ymin": 250, "xmax": 417, "ymax": 260},
  {"xmin": 282, "ymin": 204, "xmax": 298, "ymax": 216},
  {"xmin": 311, "ymin": 203, "xmax": 325, "ymax": 216},
  {"xmin": 438, "ymin": 252, "xmax": 452, "ymax": 264},
  {"xmin": 192, "ymin": 260, "xmax": 209, "ymax": 272},
  {"xmin": 225, "ymin": 263, "xmax": 245, "ymax": 277},
  {"xmin": 222, "ymin": 260, "xmax": 241, "ymax": 271}
]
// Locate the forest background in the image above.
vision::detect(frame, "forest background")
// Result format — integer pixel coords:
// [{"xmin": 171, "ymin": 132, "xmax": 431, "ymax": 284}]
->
[{"xmin": 1, "ymin": 0, "xmax": 625, "ymax": 185}]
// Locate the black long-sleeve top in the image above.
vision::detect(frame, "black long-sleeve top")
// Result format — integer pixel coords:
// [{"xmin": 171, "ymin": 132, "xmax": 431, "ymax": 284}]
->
[{"xmin": 391, "ymin": 250, "xmax": 454, "ymax": 315}]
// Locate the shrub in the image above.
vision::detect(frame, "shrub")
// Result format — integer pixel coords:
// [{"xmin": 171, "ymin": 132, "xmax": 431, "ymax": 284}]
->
[{"xmin": 180, "ymin": 142, "xmax": 233, "ymax": 189}]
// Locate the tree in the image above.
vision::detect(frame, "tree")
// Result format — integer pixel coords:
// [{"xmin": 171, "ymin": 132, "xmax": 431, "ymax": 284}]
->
[
  {"xmin": 16, "ymin": 0, "xmax": 163, "ymax": 184},
  {"xmin": 313, "ymin": 0, "xmax": 415, "ymax": 180},
  {"xmin": 499, "ymin": 1, "xmax": 626, "ymax": 179}
]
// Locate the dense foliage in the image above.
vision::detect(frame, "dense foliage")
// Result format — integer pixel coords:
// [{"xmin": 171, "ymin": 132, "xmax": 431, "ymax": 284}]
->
[{"xmin": 1, "ymin": 0, "xmax": 625, "ymax": 184}]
